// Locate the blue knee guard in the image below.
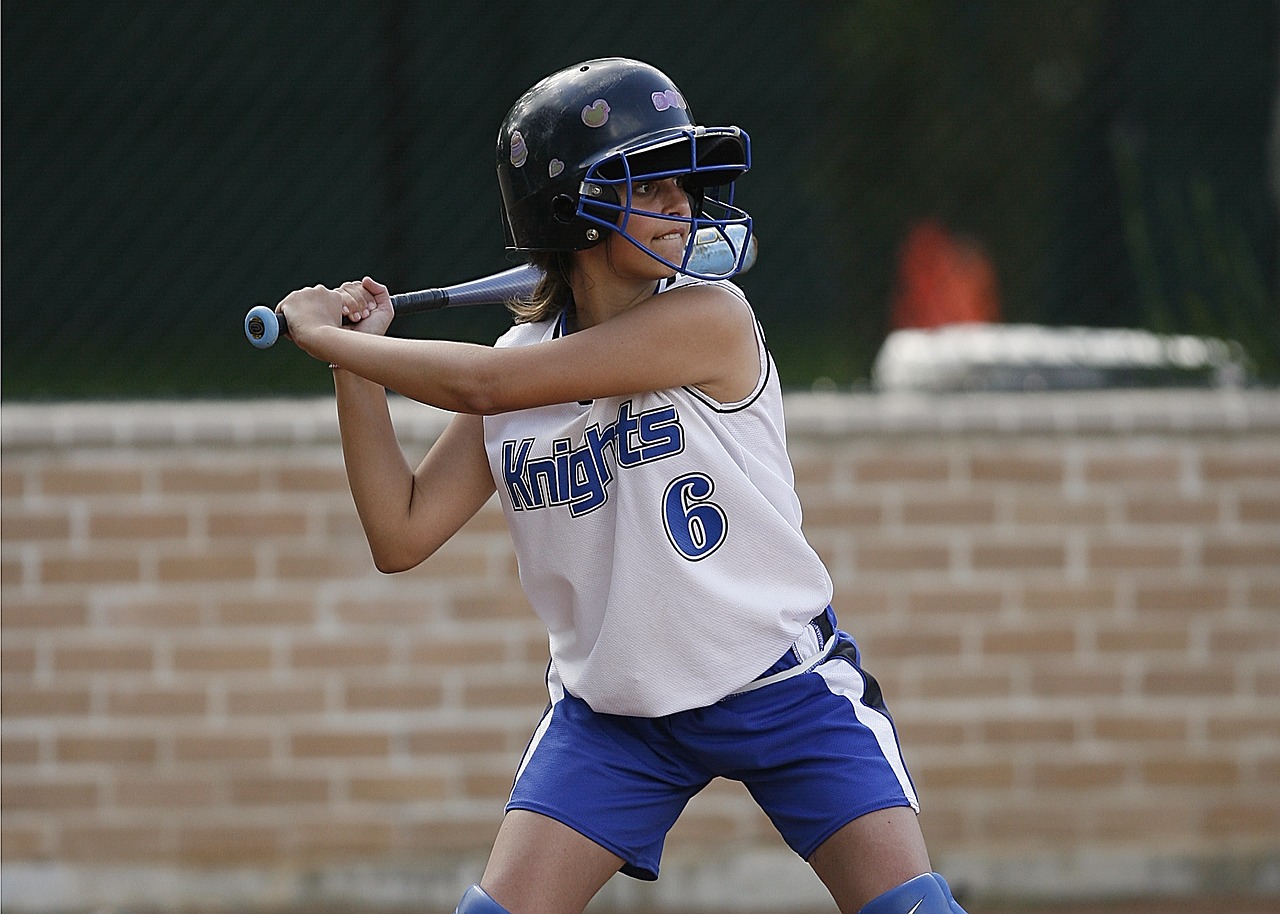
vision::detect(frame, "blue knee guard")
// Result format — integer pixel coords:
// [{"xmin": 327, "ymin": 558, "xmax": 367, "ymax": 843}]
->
[
  {"xmin": 859, "ymin": 872, "xmax": 968, "ymax": 914},
  {"xmin": 454, "ymin": 884, "xmax": 513, "ymax": 914}
]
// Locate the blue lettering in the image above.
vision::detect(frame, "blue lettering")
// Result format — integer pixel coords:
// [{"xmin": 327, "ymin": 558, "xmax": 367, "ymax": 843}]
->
[{"xmin": 500, "ymin": 400, "xmax": 685, "ymax": 517}]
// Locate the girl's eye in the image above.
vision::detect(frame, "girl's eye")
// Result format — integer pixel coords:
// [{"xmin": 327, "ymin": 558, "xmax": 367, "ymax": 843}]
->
[{"xmin": 633, "ymin": 182, "xmax": 652, "ymax": 196}]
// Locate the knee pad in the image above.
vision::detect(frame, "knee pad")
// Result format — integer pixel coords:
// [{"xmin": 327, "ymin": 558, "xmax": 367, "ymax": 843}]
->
[
  {"xmin": 858, "ymin": 872, "xmax": 969, "ymax": 914},
  {"xmin": 454, "ymin": 884, "xmax": 513, "ymax": 914}
]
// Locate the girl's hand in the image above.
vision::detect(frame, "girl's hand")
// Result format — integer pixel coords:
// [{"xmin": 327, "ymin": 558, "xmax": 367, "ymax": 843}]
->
[
  {"xmin": 337, "ymin": 276, "xmax": 393, "ymax": 337},
  {"xmin": 277, "ymin": 276, "xmax": 393, "ymax": 359}
]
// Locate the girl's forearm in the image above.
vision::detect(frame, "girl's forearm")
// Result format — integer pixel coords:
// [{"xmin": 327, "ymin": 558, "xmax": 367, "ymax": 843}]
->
[{"xmin": 332, "ymin": 369, "xmax": 418, "ymax": 567}]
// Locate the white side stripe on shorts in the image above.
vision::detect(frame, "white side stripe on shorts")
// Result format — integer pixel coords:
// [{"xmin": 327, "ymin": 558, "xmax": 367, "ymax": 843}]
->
[{"xmin": 816, "ymin": 661, "xmax": 920, "ymax": 811}]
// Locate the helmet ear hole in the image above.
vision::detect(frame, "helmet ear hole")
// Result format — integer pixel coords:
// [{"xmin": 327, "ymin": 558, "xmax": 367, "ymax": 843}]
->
[{"xmin": 552, "ymin": 194, "xmax": 578, "ymax": 224}]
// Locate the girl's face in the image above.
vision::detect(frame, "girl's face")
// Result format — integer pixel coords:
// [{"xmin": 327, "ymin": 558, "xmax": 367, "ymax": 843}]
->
[{"xmin": 602, "ymin": 176, "xmax": 694, "ymax": 280}]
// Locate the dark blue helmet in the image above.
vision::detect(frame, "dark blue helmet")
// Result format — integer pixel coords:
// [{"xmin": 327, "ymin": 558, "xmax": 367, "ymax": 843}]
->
[{"xmin": 496, "ymin": 58, "xmax": 753, "ymax": 280}]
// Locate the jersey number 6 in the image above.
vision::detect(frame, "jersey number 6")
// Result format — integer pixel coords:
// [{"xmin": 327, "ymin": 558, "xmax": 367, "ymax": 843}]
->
[{"xmin": 663, "ymin": 474, "xmax": 728, "ymax": 561}]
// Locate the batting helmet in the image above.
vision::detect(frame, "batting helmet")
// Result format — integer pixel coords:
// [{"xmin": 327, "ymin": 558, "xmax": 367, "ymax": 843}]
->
[{"xmin": 496, "ymin": 58, "xmax": 753, "ymax": 280}]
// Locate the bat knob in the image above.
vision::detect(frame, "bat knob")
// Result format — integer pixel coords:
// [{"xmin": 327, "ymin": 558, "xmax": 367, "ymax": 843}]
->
[{"xmin": 245, "ymin": 305, "xmax": 280, "ymax": 349}]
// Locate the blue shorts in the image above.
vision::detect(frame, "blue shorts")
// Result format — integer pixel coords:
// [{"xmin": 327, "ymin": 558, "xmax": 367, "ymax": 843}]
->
[{"xmin": 507, "ymin": 608, "xmax": 920, "ymax": 881}]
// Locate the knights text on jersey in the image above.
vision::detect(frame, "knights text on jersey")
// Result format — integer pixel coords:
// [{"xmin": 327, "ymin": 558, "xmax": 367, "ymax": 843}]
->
[{"xmin": 482, "ymin": 278, "xmax": 833, "ymax": 716}]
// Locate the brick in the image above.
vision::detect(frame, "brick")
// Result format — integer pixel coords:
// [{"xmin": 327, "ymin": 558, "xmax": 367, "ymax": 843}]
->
[
  {"xmin": 1, "ymin": 779, "xmax": 99, "ymax": 811},
  {"xmin": 290, "ymin": 731, "xmax": 391, "ymax": 760},
  {"xmin": 42, "ymin": 554, "xmax": 142, "ymax": 585},
  {"xmin": 1030, "ymin": 669, "xmax": 1127, "ymax": 698},
  {"xmin": 230, "ymin": 775, "xmax": 330, "ymax": 805},
  {"xmin": 972, "ymin": 541, "xmax": 1066, "ymax": 571},
  {"xmin": 2, "ymin": 736, "xmax": 41, "ymax": 765},
  {"xmin": 1087, "ymin": 540, "xmax": 1184, "ymax": 570},
  {"xmin": 1, "ymin": 509, "xmax": 71, "ymax": 541},
  {"xmin": 2, "ymin": 465, "xmax": 28, "ymax": 497},
  {"xmin": 97, "ymin": 598, "xmax": 203, "ymax": 629},
  {"xmin": 1093, "ymin": 715, "xmax": 1188, "ymax": 743},
  {"xmin": 294, "ymin": 819, "xmax": 394, "ymax": 858},
  {"xmin": 1084, "ymin": 455, "xmax": 1181, "ymax": 484},
  {"xmin": 345, "ymin": 680, "xmax": 443, "ymax": 712},
  {"xmin": 57, "ymin": 734, "xmax": 158, "ymax": 764},
  {"xmin": 105, "ymin": 686, "xmax": 208, "ymax": 717},
  {"xmin": 348, "ymin": 772, "xmax": 450, "ymax": 803},
  {"xmin": 276, "ymin": 550, "xmax": 383, "ymax": 580},
  {"xmin": 1012, "ymin": 496, "xmax": 1108, "ymax": 526},
  {"xmin": 216, "ymin": 597, "xmax": 316, "ymax": 627},
  {"xmin": 982, "ymin": 626, "xmax": 1076, "ymax": 656},
  {"xmin": 981, "ymin": 717, "xmax": 1077, "ymax": 744},
  {"xmin": 408, "ymin": 726, "xmax": 509, "ymax": 756},
  {"xmin": 404, "ymin": 816, "xmax": 502, "ymax": 852},
  {"xmin": 854, "ymin": 453, "xmax": 949, "ymax": 484},
  {"xmin": 857, "ymin": 631, "xmax": 964, "ymax": 660},
  {"xmin": 1202, "ymin": 452, "xmax": 1280, "ymax": 482},
  {"xmin": 1142, "ymin": 666, "xmax": 1236, "ymax": 697},
  {"xmin": 53, "ymin": 643, "xmax": 154, "ymax": 674},
  {"xmin": 902, "ymin": 496, "xmax": 997, "ymax": 525},
  {"xmin": 1022, "ymin": 584, "xmax": 1117, "ymax": 614},
  {"xmin": 113, "ymin": 776, "xmax": 219, "ymax": 808},
  {"xmin": 290, "ymin": 640, "xmax": 391, "ymax": 670},
  {"xmin": 226, "ymin": 686, "xmax": 327, "ymax": 717},
  {"xmin": 1204, "ymin": 801, "xmax": 1280, "ymax": 837},
  {"xmin": 173, "ymin": 734, "xmax": 272, "ymax": 762},
  {"xmin": 1, "ymin": 686, "xmax": 92, "ymax": 717},
  {"xmin": 1142, "ymin": 756, "xmax": 1238, "ymax": 786},
  {"xmin": 914, "ymin": 670, "xmax": 1012, "ymax": 699},
  {"xmin": 62, "ymin": 823, "xmax": 176, "ymax": 862},
  {"xmin": 1, "ymin": 823, "xmax": 48, "ymax": 860},
  {"xmin": 800, "ymin": 495, "xmax": 883, "ymax": 528},
  {"xmin": 1124, "ymin": 497, "xmax": 1220, "ymax": 525},
  {"xmin": 461, "ymin": 676, "xmax": 547, "ymax": 710},
  {"xmin": 1032, "ymin": 760, "xmax": 1126, "ymax": 789},
  {"xmin": 207, "ymin": 509, "xmax": 308, "ymax": 538},
  {"xmin": 41, "ymin": 467, "xmax": 144, "ymax": 496},
  {"xmin": 915, "ymin": 760, "xmax": 1016, "ymax": 789},
  {"xmin": 176, "ymin": 823, "xmax": 282, "ymax": 865},
  {"xmin": 1135, "ymin": 582, "xmax": 1231, "ymax": 615},
  {"xmin": 172, "ymin": 642, "xmax": 273, "ymax": 673},
  {"xmin": 969, "ymin": 454, "xmax": 1064, "ymax": 485},
  {"xmin": 157, "ymin": 550, "xmax": 260, "ymax": 583},
  {"xmin": 88, "ymin": 510, "xmax": 189, "ymax": 540},
  {"xmin": 1202, "ymin": 537, "xmax": 1280, "ymax": 569},
  {"xmin": 857, "ymin": 540, "xmax": 950, "ymax": 572},
  {"xmin": 905, "ymin": 587, "xmax": 1004, "ymax": 617},
  {"xmin": 1094, "ymin": 801, "xmax": 1202, "ymax": 839},
  {"xmin": 981, "ymin": 804, "xmax": 1083, "ymax": 840},
  {"xmin": 0, "ymin": 643, "xmax": 37, "ymax": 674},
  {"xmin": 159, "ymin": 466, "xmax": 264, "ymax": 494},
  {"xmin": 1239, "ymin": 496, "xmax": 1280, "ymax": 523},
  {"xmin": 459, "ymin": 769, "xmax": 517, "ymax": 800},
  {"xmin": 1095, "ymin": 625, "xmax": 1190, "ymax": 653},
  {"xmin": 276, "ymin": 465, "xmax": 347, "ymax": 492}
]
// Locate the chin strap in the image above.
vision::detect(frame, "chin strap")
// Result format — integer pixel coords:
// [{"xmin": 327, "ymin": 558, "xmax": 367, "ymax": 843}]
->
[{"xmin": 454, "ymin": 884, "xmax": 514, "ymax": 914}]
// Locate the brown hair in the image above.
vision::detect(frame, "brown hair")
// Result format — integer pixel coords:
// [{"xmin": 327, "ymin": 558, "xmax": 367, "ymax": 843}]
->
[{"xmin": 507, "ymin": 250, "xmax": 575, "ymax": 324}]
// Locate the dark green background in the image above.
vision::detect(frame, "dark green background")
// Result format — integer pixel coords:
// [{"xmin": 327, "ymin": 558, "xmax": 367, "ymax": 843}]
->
[{"xmin": 3, "ymin": 1, "xmax": 1276, "ymax": 399}]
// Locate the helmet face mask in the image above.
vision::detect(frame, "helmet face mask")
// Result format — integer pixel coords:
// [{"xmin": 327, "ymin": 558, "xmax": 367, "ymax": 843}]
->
[{"xmin": 496, "ymin": 58, "xmax": 753, "ymax": 280}]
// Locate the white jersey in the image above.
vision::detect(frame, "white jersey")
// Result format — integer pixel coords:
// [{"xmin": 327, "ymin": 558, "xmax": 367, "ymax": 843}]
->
[{"xmin": 482, "ymin": 277, "xmax": 833, "ymax": 716}]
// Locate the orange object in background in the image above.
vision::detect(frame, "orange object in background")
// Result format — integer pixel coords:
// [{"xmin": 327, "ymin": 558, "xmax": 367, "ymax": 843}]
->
[{"xmin": 891, "ymin": 219, "xmax": 1001, "ymax": 329}]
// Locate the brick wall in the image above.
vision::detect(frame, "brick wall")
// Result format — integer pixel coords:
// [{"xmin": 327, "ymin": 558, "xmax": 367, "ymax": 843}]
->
[{"xmin": 2, "ymin": 391, "xmax": 1278, "ymax": 912}]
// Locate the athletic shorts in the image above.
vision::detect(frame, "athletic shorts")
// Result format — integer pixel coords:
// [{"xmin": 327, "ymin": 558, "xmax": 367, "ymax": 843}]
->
[{"xmin": 506, "ymin": 607, "xmax": 920, "ymax": 881}]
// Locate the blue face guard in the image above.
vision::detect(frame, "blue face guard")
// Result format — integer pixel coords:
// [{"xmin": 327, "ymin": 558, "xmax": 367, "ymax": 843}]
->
[{"xmin": 577, "ymin": 127, "xmax": 753, "ymax": 281}]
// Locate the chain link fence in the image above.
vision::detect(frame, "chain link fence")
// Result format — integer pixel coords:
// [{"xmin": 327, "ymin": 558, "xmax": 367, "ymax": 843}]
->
[{"xmin": 3, "ymin": 0, "xmax": 1276, "ymax": 398}]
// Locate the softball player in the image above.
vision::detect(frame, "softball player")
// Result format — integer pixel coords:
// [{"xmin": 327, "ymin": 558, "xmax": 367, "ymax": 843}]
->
[{"xmin": 277, "ymin": 58, "xmax": 968, "ymax": 914}]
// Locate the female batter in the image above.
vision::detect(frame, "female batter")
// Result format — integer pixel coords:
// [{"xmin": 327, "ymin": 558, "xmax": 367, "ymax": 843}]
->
[{"xmin": 276, "ymin": 58, "xmax": 968, "ymax": 914}]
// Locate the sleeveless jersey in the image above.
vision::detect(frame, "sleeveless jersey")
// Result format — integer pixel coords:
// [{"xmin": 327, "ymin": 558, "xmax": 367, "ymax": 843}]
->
[{"xmin": 482, "ymin": 277, "xmax": 833, "ymax": 716}]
